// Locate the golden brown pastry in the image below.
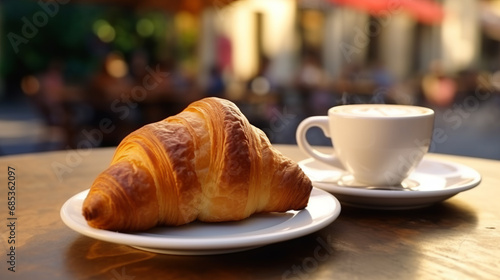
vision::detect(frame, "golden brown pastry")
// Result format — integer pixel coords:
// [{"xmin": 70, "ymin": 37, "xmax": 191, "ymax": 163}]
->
[{"xmin": 82, "ymin": 97, "xmax": 312, "ymax": 231}]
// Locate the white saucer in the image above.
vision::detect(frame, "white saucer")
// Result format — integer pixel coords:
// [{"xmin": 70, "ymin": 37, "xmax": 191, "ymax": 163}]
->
[
  {"xmin": 60, "ymin": 188, "xmax": 340, "ymax": 255},
  {"xmin": 298, "ymin": 157, "xmax": 481, "ymax": 210}
]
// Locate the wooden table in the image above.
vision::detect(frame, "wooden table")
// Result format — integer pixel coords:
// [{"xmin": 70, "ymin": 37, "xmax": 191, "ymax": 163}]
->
[{"xmin": 1, "ymin": 145, "xmax": 499, "ymax": 279}]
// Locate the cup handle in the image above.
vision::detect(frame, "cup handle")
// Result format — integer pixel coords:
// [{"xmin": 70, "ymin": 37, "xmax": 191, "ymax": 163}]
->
[{"xmin": 296, "ymin": 116, "xmax": 343, "ymax": 168}]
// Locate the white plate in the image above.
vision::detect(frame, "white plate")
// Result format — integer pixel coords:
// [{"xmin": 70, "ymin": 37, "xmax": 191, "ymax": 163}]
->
[
  {"xmin": 299, "ymin": 157, "xmax": 481, "ymax": 210},
  {"xmin": 60, "ymin": 188, "xmax": 340, "ymax": 255}
]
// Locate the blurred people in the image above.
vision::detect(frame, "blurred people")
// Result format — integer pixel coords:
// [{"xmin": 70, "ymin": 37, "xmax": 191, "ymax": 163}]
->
[
  {"xmin": 295, "ymin": 50, "xmax": 331, "ymax": 115},
  {"xmin": 205, "ymin": 65, "xmax": 226, "ymax": 98},
  {"xmin": 87, "ymin": 52, "xmax": 136, "ymax": 146},
  {"xmin": 27, "ymin": 60, "xmax": 75, "ymax": 150},
  {"xmin": 36, "ymin": 60, "xmax": 67, "ymax": 127},
  {"xmin": 129, "ymin": 51, "xmax": 178, "ymax": 123},
  {"xmin": 421, "ymin": 60, "xmax": 457, "ymax": 107},
  {"xmin": 371, "ymin": 62, "xmax": 394, "ymax": 89}
]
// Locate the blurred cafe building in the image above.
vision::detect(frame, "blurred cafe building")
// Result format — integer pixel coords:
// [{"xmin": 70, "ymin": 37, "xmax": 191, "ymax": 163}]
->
[{"xmin": 1, "ymin": 0, "xmax": 500, "ymax": 158}]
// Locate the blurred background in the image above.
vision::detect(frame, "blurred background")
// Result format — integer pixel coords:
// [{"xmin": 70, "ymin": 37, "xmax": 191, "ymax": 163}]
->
[{"xmin": 1, "ymin": 0, "xmax": 500, "ymax": 159}]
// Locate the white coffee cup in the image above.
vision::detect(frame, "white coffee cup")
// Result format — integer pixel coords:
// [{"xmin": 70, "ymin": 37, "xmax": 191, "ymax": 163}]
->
[{"xmin": 296, "ymin": 104, "xmax": 435, "ymax": 186}]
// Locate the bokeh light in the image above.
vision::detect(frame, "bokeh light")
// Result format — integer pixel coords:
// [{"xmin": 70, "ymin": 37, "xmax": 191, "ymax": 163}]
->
[
  {"xmin": 93, "ymin": 19, "xmax": 116, "ymax": 43},
  {"xmin": 105, "ymin": 53, "xmax": 128, "ymax": 78},
  {"xmin": 250, "ymin": 77, "xmax": 271, "ymax": 95},
  {"xmin": 136, "ymin": 18, "xmax": 155, "ymax": 37},
  {"xmin": 20, "ymin": 75, "xmax": 40, "ymax": 96}
]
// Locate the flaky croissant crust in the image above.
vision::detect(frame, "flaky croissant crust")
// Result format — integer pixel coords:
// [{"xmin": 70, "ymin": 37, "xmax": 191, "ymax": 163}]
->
[{"xmin": 82, "ymin": 97, "xmax": 312, "ymax": 231}]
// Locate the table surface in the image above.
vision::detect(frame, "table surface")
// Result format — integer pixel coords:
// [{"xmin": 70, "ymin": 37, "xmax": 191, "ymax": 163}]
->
[{"xmin": 1, "ymin": 144, "xmax": 499, "ymax": 280}]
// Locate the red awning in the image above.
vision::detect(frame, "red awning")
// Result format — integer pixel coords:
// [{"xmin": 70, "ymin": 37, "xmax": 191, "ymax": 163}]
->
[
  {"xmin": 73, "ymin": 0, "xmax": 239, "ymax": 14},
  {"xmin": 329, "ymin": 0, "xmax": 444, "ymax": 25}
]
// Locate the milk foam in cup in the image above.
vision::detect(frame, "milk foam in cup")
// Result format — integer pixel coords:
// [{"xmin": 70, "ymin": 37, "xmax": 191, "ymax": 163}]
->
[{"xmin": 296, "ymin": 104, "xmax": 435, "ymax": 186}]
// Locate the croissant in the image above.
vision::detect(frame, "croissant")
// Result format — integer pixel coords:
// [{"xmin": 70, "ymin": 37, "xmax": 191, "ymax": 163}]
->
[{"xmin": 82, "ymin": 97, "xmax": 312, "ymax": 232}]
